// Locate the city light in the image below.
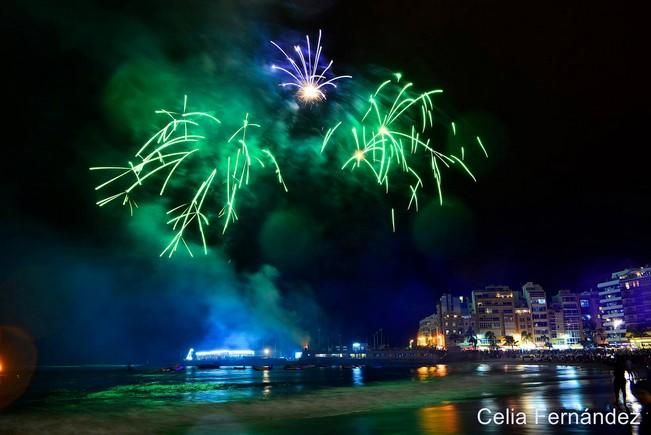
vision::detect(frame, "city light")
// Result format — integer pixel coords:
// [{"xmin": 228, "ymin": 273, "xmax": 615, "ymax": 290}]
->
[
  {"xmin": 194, "ymin": 349, "xmax": 255, "ymax": 359},
  {"xmin": 263, "ymin": 348, "xmax": 271, "ymax": 356}
]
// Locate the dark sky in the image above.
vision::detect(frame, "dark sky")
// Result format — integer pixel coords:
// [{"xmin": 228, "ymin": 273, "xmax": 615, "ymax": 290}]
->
[{"xmin": 2, "ymin": 0, "xmax": 650, "ymax": 362}]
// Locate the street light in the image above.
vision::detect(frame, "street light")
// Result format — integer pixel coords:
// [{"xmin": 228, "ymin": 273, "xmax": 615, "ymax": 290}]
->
[{"xmin": 263, "ymin": 348, "xmax": 271, "ymax": 357}]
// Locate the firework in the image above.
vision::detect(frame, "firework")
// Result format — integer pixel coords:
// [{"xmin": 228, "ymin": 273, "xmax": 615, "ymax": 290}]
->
[
  {"xmin": 271, "ymin": 30, "xmax": 351, "ymax": 103},
  {"xmin": 90, "ymin": 96, "xmax": 287, "ymax": 257},
  {"xmin": 321, "ymin": 76, "xmax": 487, "ymax": 229}
]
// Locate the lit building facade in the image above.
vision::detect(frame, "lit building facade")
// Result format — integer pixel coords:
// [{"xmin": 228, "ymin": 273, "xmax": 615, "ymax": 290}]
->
[
  {"xmin": 579, "ymin": 290, "xmax": 602, "ymax": 332},
  {"xmin": 418, "ymin": 294, "xmax": 469, "ymax": 348},
  {"xmin": 522, "ymin": 282, "xmax": 550, "ymax": 346},
  {"xmin": 548, "ymin": 302, "xmax": 563, "ymax": 343},
  {"xmin": 438, "ymin": 294, "xmax": 467, "ymax": 342},
  {"xmin": 514, "ymin": 307, "xmax": 534, "ymax": 340},
  {"xmin": 439, "ymin": 293, "xmax": 463, "ymax": 315},
  {"xmin": 461, "ymin": 313, "xmax": 477, "ymax": 336},
  {"xmin": 549, "ymin": 290, "xmax": 584, "ymax": 347},
  {"xmin": 417, "ymin": 313, "xmax": 439, "ymax": 347},
  {"xmin": 619, "ymin": 267, "xmax": 651, "ymax": 331},
  {"xmin": 472, "ymin": 286, "xmax": 518, "ymax": 341},
  {"xmin": 597, "ymin": 267, "xmax": 651, "ymax": 345},
  {"xmin": 598, "ymin": 277, "xmax": 626, "ymax": 344}
]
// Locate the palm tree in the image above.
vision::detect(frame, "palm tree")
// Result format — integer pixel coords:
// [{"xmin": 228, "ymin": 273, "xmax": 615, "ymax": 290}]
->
[
  {"xmin": 504, "ymin": 335, "xmax": 518, "ymax": 350},
  {"xmin": 520, "ymin": 331, "xmax": 531, "ymax": 346},
  {"xmin": 484, "ymin": 331, "xmax": 497, "ymax": 350},
  {"xmin": 594, "ymin": 328, "xmax": 606, "ymax": 346},
  {"xmin": 465, "ymin": 327, "xmax": 478, "ymax": 350},
  {"xmin": 540, "ymin": 334, "xmax": 552, "ymax": 349}
]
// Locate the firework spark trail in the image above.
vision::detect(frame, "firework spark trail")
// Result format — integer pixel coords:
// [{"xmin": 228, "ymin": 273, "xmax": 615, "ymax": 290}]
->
[
  {"xmin": 90, "ymin": 97, "xmax": 287, "ymax": 256},
  {"xmin": 161, "ymin": 169, "xmax": 216, "ymax": 258},
  {"xmin": 271, "ymin": 30, "xmax": 351, "ymax": 103},
  {"xmin": 321, "ymin": 76, "xmax": 488, "ymax": 229},
  {"xmin": 217, "ymin": 114, "xmax": 288, "ymax": 235}
]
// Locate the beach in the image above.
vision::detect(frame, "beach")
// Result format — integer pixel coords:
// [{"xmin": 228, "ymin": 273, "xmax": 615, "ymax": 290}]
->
[{"xmin": 2, "ymin": 362, "xmax": 639, "ymax": 434}]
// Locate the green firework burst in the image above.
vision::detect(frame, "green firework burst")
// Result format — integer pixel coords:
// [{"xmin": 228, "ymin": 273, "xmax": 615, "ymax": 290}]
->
[
  {"xmin": 90, "ymin": 96, "xmax": 287, "ymax": 257},
  {"xmin": 321, "ymin": 76, "xmax": 488, "ymax": 230}
]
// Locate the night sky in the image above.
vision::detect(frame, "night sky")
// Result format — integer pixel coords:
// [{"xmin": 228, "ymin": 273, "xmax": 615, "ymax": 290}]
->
[{"xmin": 3, "ymin": 1, "xmax": 650, "ymax": 363}]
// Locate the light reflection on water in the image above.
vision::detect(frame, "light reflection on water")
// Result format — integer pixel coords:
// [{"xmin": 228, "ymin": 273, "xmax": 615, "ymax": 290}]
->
[
  {"xmin": 419, "ymin": 403, "xmax": 460, "ymax": 434},
  {"xmin": 477, "ymin": 363, "xmax": 491, "ymax": 373},
  {"xmin": 409, "ymin": 363, "xmax": 638, "ymax": 435},
  {"xmin": 415, "ymin": 364, "xmax": 448, "ymax": 380},
  {"xmin": 352, "ymin": 367, "xmax": 363, "ymax": 386},
  {"xmin": 8, "ymin": 363, "xmax": 642, "ymax": 435}
]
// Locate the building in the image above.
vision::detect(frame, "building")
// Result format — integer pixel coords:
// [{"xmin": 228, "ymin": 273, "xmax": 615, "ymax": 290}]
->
[
  {"xmin": 417, "ymin": 313, "xmax": 443, "ymax": 348},
  {"xmin": 438, "ymin": 293, "xmax": 462, "ymax": 315},
  {"xmin": 472, "ymin": 286, "xmax": 518, "ymax": 342},
  {"xmin": 598, "ymin": 277, "xmax": 626, "ymax": 344},
  {"xmin": 548, "ymin": 302, "xmax": 563, "ymax": 344},
  {"xmin": 418, "ymin": 294, "xmax": 469, "ymax": 348},
  {"xmin": 549, "ymin": 290, "xmax": 584, "ymax": 347},
  {"xmin": 579, "ymin": 290, "xmax": 602, "ymax": 332},
  {"xmin": 597, "ymin": 266, "xmax": 651, "ymax": 345},
  {"xmin": 437, "ymin": 294, "xmax": 467, "ymax": 345},
  {"xmin": 619, "ymin": 267, "xmax": 651, "ymax": 332},
  {"xmin": 522, "ymin": 282, "xmax": 550, "ymax": 346},
  {"xmin": 461, "ymin": 312, "xmax": 477, "ymax": 337},
  {"xmin": 514, "ymin": 307, "xmax": 534, "ymax": 343}
]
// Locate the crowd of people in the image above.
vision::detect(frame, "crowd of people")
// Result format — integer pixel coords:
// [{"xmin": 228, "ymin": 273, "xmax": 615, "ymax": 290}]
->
[{"xmin": 456, "ymin": 347, "xmax": 651, "ymax": 367}]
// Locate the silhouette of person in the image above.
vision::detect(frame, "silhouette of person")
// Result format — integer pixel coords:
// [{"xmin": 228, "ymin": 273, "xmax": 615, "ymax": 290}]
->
[{"xmin": 613, "ymin": 354, "xmax": 630, "ymax": 409}]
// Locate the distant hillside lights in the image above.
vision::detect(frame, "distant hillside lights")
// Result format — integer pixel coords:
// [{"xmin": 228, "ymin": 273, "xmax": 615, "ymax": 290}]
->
[{"xmin": 416, "ymin": 266, "xmax": 651, "ymax": 350}]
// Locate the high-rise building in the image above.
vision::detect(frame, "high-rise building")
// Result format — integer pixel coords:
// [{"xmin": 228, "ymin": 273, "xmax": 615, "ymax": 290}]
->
[
  {"xmin": 598, "ymin": 277, "xmax": 626, "ymax": 343},
  {"xmin": 439, "ymin": 294, "xmax": 461, "ymax": 314},
  {"xmin": 461, "ymin": 312, "xmax": 477, "ymax": 336},
  {"xmin": 548, "ymin": 301, "xmax": 563, "ymax": 343},
  {"xmin": 579, "ymin": 289, "xmax": 604, "ymax": 346},
  {"xmin": 418, "ymin": 294, "xmax": 474, "ymax": 349},
  {"xmin": 619, "ymin": 267, "xmax": 651, "ymax": 331},
  {"xmin": 437, "ymin": 294, "xmax": 467, "ymax": 341},
  {"xmin": 514, "ymin": 307, "xmax": 534, "ymax": 343},
  {"xmin": 550, "ymin": 290, "xmax": 584, "ymax": 347},
  {"xmin": 579, "ymin": 290, "xmax": 602, "ymax": 332},
  {"xmin": 597, "ymin": 266, "xmax": 651, "ymax": 345},
  {"xmin": 522, "ymin": 282, "xmax": 550, "ymax": 346},
  {"xmin": 472, "ymin": 286, "xmax": 518, "ymax": 341}
]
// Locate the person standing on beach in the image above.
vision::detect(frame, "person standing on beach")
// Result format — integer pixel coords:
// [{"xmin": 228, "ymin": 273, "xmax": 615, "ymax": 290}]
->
[{"xmin": 613, "ymin": 354, "xmax": 631, "ymax": 409}]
